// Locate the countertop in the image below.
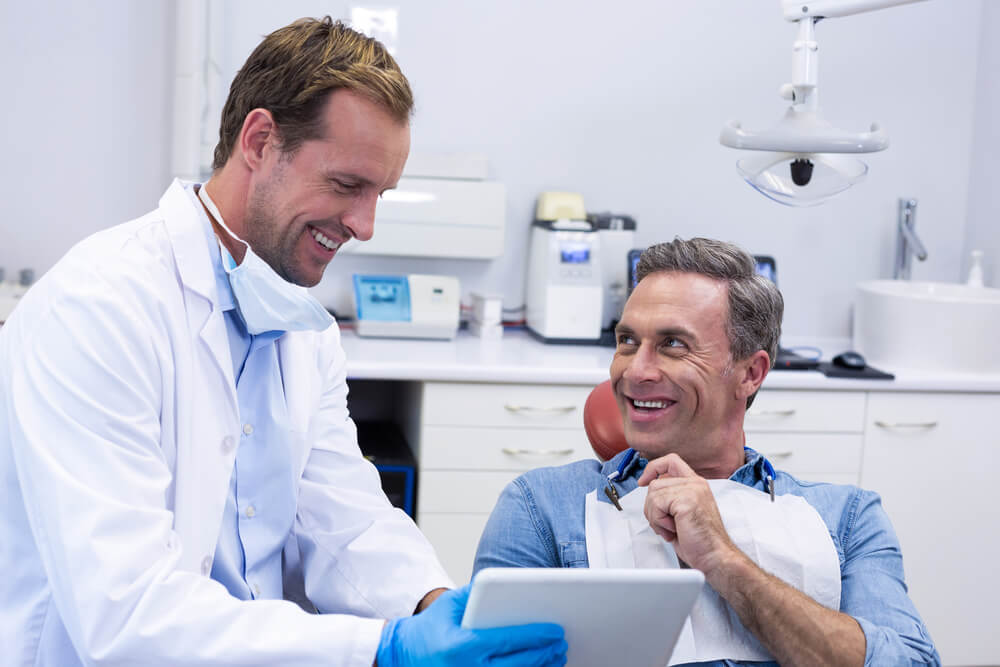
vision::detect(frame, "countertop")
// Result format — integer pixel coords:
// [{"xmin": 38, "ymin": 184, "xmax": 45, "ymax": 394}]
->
[{"xmin": 341, "ymin": 329, "xmax": 1000, "ymax": 393}]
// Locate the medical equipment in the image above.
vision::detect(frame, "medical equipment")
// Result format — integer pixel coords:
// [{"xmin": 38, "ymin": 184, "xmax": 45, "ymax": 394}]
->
[
  {"xmin": 589, "ymin": 212, "xmax": 636, "ymax": 330},
  {"xmin": 525, "ymin": 192, "xmax": 604, "ymax": 344},
  {"xmin": 720, "ymin": 0, "xmax": 928, "ymax": 206},
  {"xmin": 352, "ymin": 273, "xmax": 460, "ymax": 340}
]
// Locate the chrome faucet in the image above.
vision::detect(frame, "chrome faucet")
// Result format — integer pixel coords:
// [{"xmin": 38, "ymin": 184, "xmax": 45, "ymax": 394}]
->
[{"xmin": 893, "ymin": 198, "xmax": 927, "ymax": 280}]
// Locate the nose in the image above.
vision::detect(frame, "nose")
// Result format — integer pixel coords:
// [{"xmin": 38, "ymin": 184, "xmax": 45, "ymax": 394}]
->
[
  {"xmin": 622, "ymin": 344, "xmax": 661, "ymax": 384},
  {"xmin": 342, "ymin": 193, "xmax": 378, "ymax": 242}
]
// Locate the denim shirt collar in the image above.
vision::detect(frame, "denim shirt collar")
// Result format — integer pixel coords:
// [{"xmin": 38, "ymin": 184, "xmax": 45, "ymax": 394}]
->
[{"xmin": 599, "ymin": 445, "xmax": 772, "ymax": 502}]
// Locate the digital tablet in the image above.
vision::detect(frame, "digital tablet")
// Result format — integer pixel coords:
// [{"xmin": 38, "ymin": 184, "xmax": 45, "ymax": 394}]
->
[{"xmin": 462, "ymin": 568, "xmax": 704, "ymax": 667}]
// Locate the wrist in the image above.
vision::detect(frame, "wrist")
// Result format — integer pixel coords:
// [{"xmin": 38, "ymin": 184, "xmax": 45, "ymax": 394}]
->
[
  {"xmin": 701, "ymin": 545, "xmax": 762, "ymax": 596},
  {"xmin": 375, "ymin": 618, "xmax": 399, "ymax": 667}
]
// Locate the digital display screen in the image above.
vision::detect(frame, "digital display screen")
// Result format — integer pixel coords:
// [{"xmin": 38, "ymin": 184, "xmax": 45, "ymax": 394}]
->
[
  {"xmin": 753, "ymin": 256, "xmax": 777, "ymax": 285},
  {"xmin": 560, "ymin": 243, "xmax": 590, "ymax": 264},
  {"xmin": 353, "ymin": 275, "xmax": 411, "ymax": 321}
]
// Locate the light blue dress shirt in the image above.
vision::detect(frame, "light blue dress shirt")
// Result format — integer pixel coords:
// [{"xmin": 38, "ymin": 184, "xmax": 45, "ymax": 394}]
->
[
  {"xmin": 473, "ymin": 447, "xmax": 941, "ymax": 666},
  {"xmin": 192, "ymin": 185, "xmax": 296, "ymax": 601}
]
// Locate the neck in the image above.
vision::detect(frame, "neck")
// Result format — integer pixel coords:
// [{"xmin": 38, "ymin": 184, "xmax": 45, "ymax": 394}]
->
[
  {"xmin": 638, "ymin": 424, "xmax": 748, "ymax": 480},
  {"xmin": 200, "ymin": 167, "xmax": 250, "ymax": 264}
]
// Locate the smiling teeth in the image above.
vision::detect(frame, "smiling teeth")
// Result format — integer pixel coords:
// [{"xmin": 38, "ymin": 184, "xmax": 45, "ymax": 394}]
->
[
  {"xmin": 310, "ymin": 228, "xmax": 339, "ymax": 251},
  {"xmin": 633, "ymin": 399, "xmax": 668, "ymax": 409}
]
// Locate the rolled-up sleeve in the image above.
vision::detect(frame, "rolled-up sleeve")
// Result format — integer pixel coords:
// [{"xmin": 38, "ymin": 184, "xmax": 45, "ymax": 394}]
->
[{"xmin": 839, "ymin": 489, "xmax": 940, "ymax": 665}]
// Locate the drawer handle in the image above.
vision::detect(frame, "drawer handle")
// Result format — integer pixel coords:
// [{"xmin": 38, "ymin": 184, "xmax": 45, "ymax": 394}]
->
[
  {"xmin": 761, "ymin": 451, "xmax": 794, "ymax": 461},
  {"xmin": 874, "ymin": 420, "xmax": 939, "ymax": 430},
  {"xmin": 503, "ymin": 404, "xmax": 577, "ymax": 415},
  {"xmin": 748, "ymin": 409, "xmax": 797, "ymax": 418},
  {"xmin": 502, "ymin": 448, "xmax": 576, "ymax": 457}
]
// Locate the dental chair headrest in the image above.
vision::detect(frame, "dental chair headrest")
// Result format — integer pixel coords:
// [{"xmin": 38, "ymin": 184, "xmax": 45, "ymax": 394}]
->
[{"xmin": 583, "ymin": 380, "xmax": 629, "ymax": 462}]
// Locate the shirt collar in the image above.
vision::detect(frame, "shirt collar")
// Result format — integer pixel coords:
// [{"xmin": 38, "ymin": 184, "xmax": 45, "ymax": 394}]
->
[
  {"xmin": 600, "ymin": 445, "xmax": 772, "ymax": 498},
  {"xmin": 186, "ymin": 182, "xmax": 237, "ymax": 313}
]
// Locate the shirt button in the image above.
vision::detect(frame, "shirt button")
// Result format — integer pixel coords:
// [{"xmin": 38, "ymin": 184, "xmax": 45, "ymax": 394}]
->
[
  {"xmin": 254, "ymin": 584, "xmax": 262, "ymax": 598},
  {"xmin": 200, "ymin": 555, "xmax": 212, "ymax": 576},
  {"xmin": 243, "ymin": 423, "xmax": 254, "ymax": 436},
  {"xmin": 245, "ymin": 505, "xmax": 256, "ymax": 518},
  {"xmin": 220, "ymin": 435, "xmax": 235, "ymax": 454}
]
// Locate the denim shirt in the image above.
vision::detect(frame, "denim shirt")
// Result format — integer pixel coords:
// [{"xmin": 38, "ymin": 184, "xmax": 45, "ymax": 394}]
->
[{"xmin": 473, "ymin": 448, "xmax": 940, "ymax": 666}]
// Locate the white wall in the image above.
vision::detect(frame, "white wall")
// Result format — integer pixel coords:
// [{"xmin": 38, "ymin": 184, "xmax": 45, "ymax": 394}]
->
[
  {"xmin": 0, "ymin": 1, "xmax": 174, "ymax": 279},
  {"xmin": 1, "ymin": 0, "xmax": 987, "ymax": 343},
  {"xmin": 963, "ymin": 0, "xmax": 1000, "ymax": 287}
]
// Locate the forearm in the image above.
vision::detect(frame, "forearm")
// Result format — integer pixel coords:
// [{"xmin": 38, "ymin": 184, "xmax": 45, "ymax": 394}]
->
[
  {"xmin": 415, "ymin": 588, "xmax": 448, "ymax": 613},
  {"xmin": 710, "ymin": 550, "xmax": 865, "ymax": 667}
]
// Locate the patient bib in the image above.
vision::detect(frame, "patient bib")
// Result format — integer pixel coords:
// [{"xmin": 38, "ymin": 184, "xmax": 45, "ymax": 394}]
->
[{"xmin": 584, "ymin": 479, "xmax": 841, "ymax": 665}]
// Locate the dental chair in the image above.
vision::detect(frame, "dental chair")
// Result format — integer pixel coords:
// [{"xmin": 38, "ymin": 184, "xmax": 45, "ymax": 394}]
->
[{"xmin": 583, "ymin": 380, "xmax": 629, "ymax": 462}]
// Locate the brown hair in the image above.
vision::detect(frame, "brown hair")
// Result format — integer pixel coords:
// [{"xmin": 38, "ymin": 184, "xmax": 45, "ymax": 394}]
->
[
  {"xmin": 636, "ymin": 237, "xmax": 784, "ymax": 408},
  {"xmin": 212, "ymin": 16, "xmax": 413, "ymax": 170}
]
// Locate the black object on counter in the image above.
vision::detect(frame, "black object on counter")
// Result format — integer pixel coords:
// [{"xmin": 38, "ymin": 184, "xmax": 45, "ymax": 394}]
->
[{"xmin": 817, "ymin": 362, "xmax": 894, "ymax": 380}]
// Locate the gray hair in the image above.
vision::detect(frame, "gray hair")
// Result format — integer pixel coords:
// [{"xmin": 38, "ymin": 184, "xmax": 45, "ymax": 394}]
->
[{"xmin": 635, "ymin": 237, "xmax": 783, "ymax": 409}]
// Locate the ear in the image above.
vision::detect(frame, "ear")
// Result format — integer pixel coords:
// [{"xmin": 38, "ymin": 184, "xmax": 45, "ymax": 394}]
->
[
  {"xmin": 237, "ymin": 108, "xmax": 279, "ymax": 172},
  {"xmin": 735, "ymin": 349, "xmax": 770, "ymax": 401}
]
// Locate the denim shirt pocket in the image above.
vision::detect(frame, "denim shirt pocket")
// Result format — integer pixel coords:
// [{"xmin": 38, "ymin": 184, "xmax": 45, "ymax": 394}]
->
[
  {"xmin": 559, "ymin": 540, "xmax": 590, "ymax": 567},
  {"xmin": 560, "ymin": 541, "xmax": 589, "ymax": 568}
]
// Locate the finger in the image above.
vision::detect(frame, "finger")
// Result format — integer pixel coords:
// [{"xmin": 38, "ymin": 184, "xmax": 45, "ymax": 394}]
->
[
  {"xmin": 651, "ymin": 524, "xmax": 677, "ymax": 542},
  {"xmin": 636, "ymin": 453, "xmax": 698, "ymax": 486}
]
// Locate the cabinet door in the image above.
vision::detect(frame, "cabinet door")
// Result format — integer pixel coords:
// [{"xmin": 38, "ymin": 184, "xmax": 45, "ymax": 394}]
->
[{"xmin": 862, "ymin": 392, "xmax": 1000, "ymax": 666}]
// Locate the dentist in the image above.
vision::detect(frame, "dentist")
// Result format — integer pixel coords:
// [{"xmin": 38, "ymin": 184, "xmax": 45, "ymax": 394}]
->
[{"xmin": 0, "ymin": 17, "xmax": 565, "ymax": 667}]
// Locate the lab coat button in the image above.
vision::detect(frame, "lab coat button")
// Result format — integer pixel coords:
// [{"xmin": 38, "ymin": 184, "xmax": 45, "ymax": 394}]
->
[
  {"xmin": 200, "ymin": 555, "xmax": 212, "ymax": 575},
  {"xmin": 221, "ymin": 435, "xmax": 235, "ymax": 454},
  {"xmin": 243, "ymin": 423, "xmax": 253, "ymax": 436}
]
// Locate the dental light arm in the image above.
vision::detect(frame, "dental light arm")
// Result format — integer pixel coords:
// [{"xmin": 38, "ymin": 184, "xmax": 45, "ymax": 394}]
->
[
  {"xmin": 720, "ymin": 0, "xmax": 929, "ymax": 206},
  {"xmin": 782, "ymin": 0, "xmax": 926, "ymax": 21}
]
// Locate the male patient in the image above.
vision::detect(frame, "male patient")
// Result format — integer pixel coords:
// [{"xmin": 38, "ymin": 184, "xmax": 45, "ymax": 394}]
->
[{"xmin": 474, "ymin": 238, "xmax": 939, "ymax": 666}]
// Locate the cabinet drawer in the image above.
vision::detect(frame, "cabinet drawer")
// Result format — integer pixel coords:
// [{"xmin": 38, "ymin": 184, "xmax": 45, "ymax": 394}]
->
[
  {"xmin": 418, "ymin": 470, "xmax": 520, "ymax": 513},
  {"xmin": 747, "ymin": 433, "xmax": 862, "ymax": 478},
  {"xmin": 747, "ymin": 390, "xmax": 865, "ymax": 433},
  {"xmin": 422, "ymin": 381, "xmax": 591, "ymax": 429},
  {"xmin": 420, "ymin": 426, "xmax": 592, "ymax": 470},
  {"xmin": 417, "ymin": 513, "xmax": 490, "ymax": 585}
]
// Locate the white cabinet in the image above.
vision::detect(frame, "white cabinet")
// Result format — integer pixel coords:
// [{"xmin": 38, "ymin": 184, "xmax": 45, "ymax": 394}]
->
[
  {"xmin": 416, "ymin": 381, "xmax": 594, "ymax": 584},
  {"xmin": 746, "ymin": 390, "xmax": 866, "ymax": 485},
  {"xmin": 862, "ymin": 391, "xmax": 1000, "ymax": 666}
]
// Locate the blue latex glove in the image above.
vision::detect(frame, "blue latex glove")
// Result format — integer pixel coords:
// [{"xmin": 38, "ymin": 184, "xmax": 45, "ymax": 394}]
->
[{"xmin": 375, "ymin": 585, "xmax": 567, "ymax": 667}]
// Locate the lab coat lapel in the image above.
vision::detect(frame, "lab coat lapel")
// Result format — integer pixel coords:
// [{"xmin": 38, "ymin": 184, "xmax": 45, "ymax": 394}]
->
[{"xmin": 160, "ymin": 179, "xmax": 241, "ymax": 574}]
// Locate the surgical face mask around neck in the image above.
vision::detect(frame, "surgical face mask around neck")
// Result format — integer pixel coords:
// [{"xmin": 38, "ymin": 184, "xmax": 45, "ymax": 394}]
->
[{"xmin": 197, "ymin": 185, "xmax": 334, "ymax": 335}]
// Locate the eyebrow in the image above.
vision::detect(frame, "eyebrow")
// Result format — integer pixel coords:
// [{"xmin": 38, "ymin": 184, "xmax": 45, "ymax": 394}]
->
[
  {"xmin": 614, "ymin": 323, "xmax": 697, "ymax": 341},
  {"xmin": 327, "ymin": 171, "xmax": 376, "ymax": 187}
]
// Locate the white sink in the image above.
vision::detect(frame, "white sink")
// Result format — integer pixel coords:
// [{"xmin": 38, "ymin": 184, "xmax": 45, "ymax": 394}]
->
[{"xmin": 853, "ymin": 280, "xmax": 1000, "ymax": 374}]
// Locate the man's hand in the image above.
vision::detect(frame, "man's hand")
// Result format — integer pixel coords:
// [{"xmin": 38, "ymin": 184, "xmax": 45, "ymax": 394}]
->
[{"xmin": 636, "ymin": 453, "xmax": 743, "ymax": 574}]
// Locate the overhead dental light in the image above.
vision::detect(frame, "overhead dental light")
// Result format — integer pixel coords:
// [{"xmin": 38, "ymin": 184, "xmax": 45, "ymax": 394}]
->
[{"xmin": 720, "ymin": 0, "xmax": 927, "ymax": 206}]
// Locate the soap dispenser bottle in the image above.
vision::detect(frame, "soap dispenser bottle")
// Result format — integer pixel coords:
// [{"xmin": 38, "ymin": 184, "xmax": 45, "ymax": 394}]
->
[{"xmin": 966, "ymin": 250, "xmax": 985, "ymax": 288}]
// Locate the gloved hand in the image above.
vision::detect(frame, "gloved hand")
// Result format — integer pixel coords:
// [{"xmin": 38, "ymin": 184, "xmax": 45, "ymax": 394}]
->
[{"xmin": 375, "ymin": 584, "xmax": 567, "ymax": 667}]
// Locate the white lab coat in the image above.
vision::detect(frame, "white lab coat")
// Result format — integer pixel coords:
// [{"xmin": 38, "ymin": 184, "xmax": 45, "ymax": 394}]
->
[{"xmin": 0, "ymin": 180, "xmax": 453, "ymax": 666}]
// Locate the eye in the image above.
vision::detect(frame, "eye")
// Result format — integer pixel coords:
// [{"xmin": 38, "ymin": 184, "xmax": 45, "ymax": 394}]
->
[
  {"xmin": 662, "ymin": 337, "xmax": 687, "ymax": 351},
  {"xmin": 616, "ymin": 333, "xmax": 637, "ymax": 347},
  {"xmin": 332, "ymin": 179, "xmax": 360, "ymax": 194}
]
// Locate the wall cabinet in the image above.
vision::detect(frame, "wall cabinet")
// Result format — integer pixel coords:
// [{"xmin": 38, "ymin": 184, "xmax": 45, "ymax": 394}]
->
[
  {"xmin": 416, "ymin": 381, "xmax": 593, "ymax": 584},
  {"xmin": 862, "ymin": 391, "xmax": 1000, "ymax": 667}
]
